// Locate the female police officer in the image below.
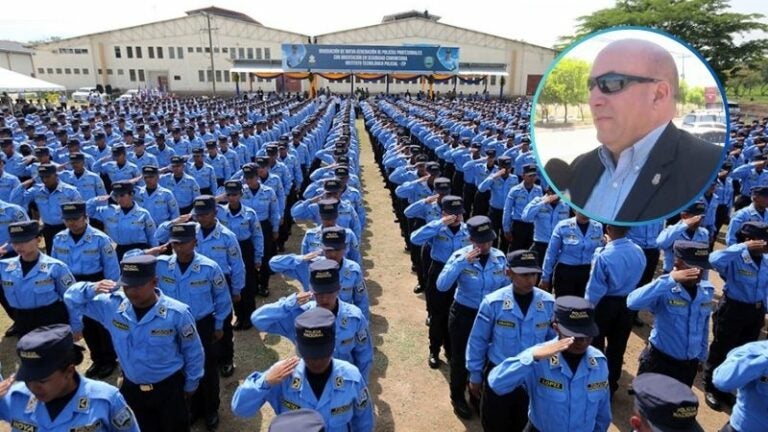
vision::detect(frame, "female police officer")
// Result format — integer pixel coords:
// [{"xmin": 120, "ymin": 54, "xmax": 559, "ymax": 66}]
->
[{"xmin": 0, "ymin": 324, "xmax": 139, "ymax": 431}]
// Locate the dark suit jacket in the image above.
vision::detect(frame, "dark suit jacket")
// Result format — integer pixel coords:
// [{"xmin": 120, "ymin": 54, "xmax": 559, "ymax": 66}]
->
[{"xmin": 563, "ymin": 122, "xmax": 724, "ymax": 222}]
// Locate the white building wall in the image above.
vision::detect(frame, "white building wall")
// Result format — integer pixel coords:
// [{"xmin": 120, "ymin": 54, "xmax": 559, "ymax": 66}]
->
[
  {"xmin": 0, "ymin": 52, "xmax": 34, "ymax": 77},
  {"xmin": 32, "ymin": 14, "xmax": 308, "ymax": 94}
]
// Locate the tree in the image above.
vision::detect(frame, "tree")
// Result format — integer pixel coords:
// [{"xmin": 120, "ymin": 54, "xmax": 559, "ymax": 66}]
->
[
  {"xmin": 557, "ymin": 0, "xmax": 768, "ymax": 86},
  {"xmin": 539, "ymin": 58, "xmax": 591, "ymax": 123}
]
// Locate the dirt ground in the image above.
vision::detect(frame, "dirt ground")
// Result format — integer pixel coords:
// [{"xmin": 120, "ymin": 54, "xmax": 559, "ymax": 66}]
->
[{"xmin": 0, "ymin": 119, "xmax": 738, "ymax": 431}]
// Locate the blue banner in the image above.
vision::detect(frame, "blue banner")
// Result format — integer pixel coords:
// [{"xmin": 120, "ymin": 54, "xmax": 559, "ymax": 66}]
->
[{"xmin": 281, "ymin": 44, "xmax": 460, "ymax": 74}]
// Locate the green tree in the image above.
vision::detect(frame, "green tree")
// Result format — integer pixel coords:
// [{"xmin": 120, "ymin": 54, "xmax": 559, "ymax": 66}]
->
[
  {"xmin": 558, "ymin": 0, "xmax": 768, "ymax": 86},
  {"xmin": 687, "ymin": 86, "xmax": 705, "ymax": 105},
  {"xmin": 539, "ymin": 58, "xmax": 591, "ymax": 123}
]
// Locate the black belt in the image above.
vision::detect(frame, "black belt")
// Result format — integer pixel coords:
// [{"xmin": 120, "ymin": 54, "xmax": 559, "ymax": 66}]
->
[
  {"xmin": 649, "ymin": 343, "xmax": 699, "ymax": 365},
  {"xmin": 725, "ymin": 295, "xmax": 764, "ymax": 310},
  {"xmin": 123, "ymin": 369, "xmax": 184, "ymax": 392}
]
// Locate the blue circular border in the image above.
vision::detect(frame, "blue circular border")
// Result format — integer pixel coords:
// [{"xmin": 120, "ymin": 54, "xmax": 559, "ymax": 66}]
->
[{"xmin": 530, "ymin": 25, "xmax": 731, "ymax": 227}]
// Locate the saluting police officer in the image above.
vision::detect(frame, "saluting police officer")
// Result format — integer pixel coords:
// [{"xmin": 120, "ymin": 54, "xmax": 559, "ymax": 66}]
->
[
  {"xmin": 466, "ymin": 250, "xmax": 555, "ymax": 432},
  {"xmin": 135, "ymin": 165, "xmax": 181, "ymax": 226},
  {"xmin": 704, "ymin": 221, "xmax": 768, "ymax": 410},
  {"xmin": 437, "ymin": 215, "xmax": 509, "ymax": 419},
  {"xmin": 241, "ymin": 162, "xmax": 281, "ymax": 297},
  {"xmin": 627, "ymin": 241, "xmax": 715, "ymax": 387},
  {"xmin": 52, "ymin": 202, "xmax": 120, "ymax": 379},
  {"xmin": 159, "ymin": 155, "xmax": 201, "ymax": 215},
  {"xmin": 0, "ymin": 220, "xmax": 77, "ymax": 337},
  {"xmin": 64, "ymin": 254, "xmax": 205, "ymax": 432},
  {"xmin": 253, "ymin": 258, "xmax": 373, "ymax": 382},
  {"xmin": 0, "ymin": 324, "xmax": 139, "ymax": 432},
  {"xmin": 232, "ymin": 307, "xmax": 374, "ymax": 431},
  {"xmin": 488, "ymin": 296, "xmax": 611, "ymax": 432},
  {"xmin": 630, "ymin": 373, "xmax": 704, "ymax": 432},
  {"xmin": 156, "ymin": 223, "xmax": 232, "ymax": 431},
  {"xmin": 713, "ymin": 340, "xmax": 768, "ymax": 432}
]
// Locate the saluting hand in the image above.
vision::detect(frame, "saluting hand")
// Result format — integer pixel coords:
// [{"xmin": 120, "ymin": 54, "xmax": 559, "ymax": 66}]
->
[
  {"xmin": 302, "ymin": 250, "xmax": 322, "ymax": 261},
  {"xmin": 173, "ymin": 214, "xmax": 193, "ymax": 224},
  {"xmin": 441, "ymin": 215, "xmax": 457, "ymax": 226},
  {"xmin": 682, "ymin": 215, "xmax": 703, "ymax": 228},
  {"xmin": 296, "ymin": 291, "xmax": 314, "ymax": 306},
  {"xmin": 745, "ymin": 239, "xmax": 767, "ymax": 252},
  {"xmin": 532, "ymin": 337, "xmax": 574, "ymax": 360},
  {"xmin": 265, "ymin": 356, "xmax": 300, "ymax": 386},
  {"xmin": 465, "ymin": 247, "xmax": 482, "ymax": 263},
  {"xmin": 425, "ymin": 194, "xmax": 440, "ymax": 204},
  {"xmin": 670, "ymin": 267, "xmax": 701, "ymax": 284},
  {"xmin": 0, "ymin": 374, "xmax": 15, "ymax": 398},
  {"xmin": 94, "ymin": 279, "xmax": 117, "ymax": 294}
]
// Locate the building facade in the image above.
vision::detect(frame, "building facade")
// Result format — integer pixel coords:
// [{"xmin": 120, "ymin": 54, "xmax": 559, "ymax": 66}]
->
[{"xmin": 0, "ymin": 41, "xmax": 35, "ymax": 77}]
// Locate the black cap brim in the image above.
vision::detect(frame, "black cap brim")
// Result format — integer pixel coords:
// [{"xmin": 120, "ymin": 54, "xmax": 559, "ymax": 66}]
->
[
  {"xmin": 311, "ymin": 283, "xmax": 341, "ymax": 294},
  {"xmin": 509, "ymin": 266, "xmax": 542, "ymax": 274},
  {"xmin": 10, "ymin": 233, "xmax": 38, "ymax": 243},
  {"xmin": 116, "ymin": 275, "xmax": 153, "ymax": 288},
  {"xmin": 680, "ymin": 259, "xmax": 712, "ymax": 270},
  {"xmin": 647, "ymin": 419, "xmax": 705, "ymax": 432},
  {"xmin": 297, "ymin": 342, "xmax": 335, "ymax": 360},
  {"xmin": 169, "ymin": 236, "xmax": 195, "ymax": 244},
  {"xmin": 558, "ymin": 322, "xmax": 599, "ymax": 338},
  {"xmin": 16, "ymin": 345, "xmax": 84, "ymax": 381}
]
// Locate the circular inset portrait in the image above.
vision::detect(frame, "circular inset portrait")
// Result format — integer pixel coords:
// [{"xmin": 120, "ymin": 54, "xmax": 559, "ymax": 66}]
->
[{"xmin": 532, "ymin": 27, "xmax": 728, "ymax": 225}]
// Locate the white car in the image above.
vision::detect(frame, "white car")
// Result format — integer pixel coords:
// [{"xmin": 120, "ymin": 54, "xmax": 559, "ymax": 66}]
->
[
  {"xmin": 71, "ymin": 86, "xmax": 98, "ymax": 103},
  {"xmin": 683, "ymin": 122, "xmax": 727, "ymax": 146},
  {"xmin": 681, "ymin": 111, "xmax": 726, "ymax": 127},
  {"xmin": 115, "ymin": 90, "xmax": 140, "ymax": 103}
]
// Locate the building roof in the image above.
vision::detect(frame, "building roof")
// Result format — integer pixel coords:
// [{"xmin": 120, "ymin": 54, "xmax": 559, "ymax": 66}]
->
[
  {"xmin": 0, "ymin": 40, "xmax": 33, "ymax": 55},
  {"xmin": 382, "ymin": 10, "xmax": 441, "ymax": 23},
  {"xmin": 185, "ymin": 6, "xmax": 261, "ymax": 25}
]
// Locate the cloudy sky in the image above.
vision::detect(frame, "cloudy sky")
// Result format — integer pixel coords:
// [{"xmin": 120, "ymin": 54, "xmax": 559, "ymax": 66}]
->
[{"xmin": 0, "ymin": 0, "xmax": 765, "ymax": 48}]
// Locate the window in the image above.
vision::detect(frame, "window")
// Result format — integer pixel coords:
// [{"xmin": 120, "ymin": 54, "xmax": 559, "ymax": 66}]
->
[
  {"xmin": 56, "ymin": 68, "xmax": 62, "ymax": 74},
  {"xmin": 239, "ymin": 72, "xmax": 246, "ymax": 82},
  {"xmin": 129, "ymin": 69, "xmax": 136, "ymax": 81},
  {"xmin": 47, "ymin": 68, "xmax": 53, "ymax": 74},
  {"xmin": 264, "ymin": 48, "xmax": 271, "ymax": 59},
  {"xmin": 224, "ymin": 71, "xmax": 230, "ymax": 82},
  {"xmin": 215, "ymin": 70, "xmax": 222, "ymax": 82},
  {"xmin": 83, "ymin": 68, "xmax": 89, "ymax": 75},
  {"xmin": 490, "ymin": 76, "xmax": 497, "ymax": 85},
  {"xmin": 64, "ymin": 68, "xmax": 71, "ymax": 75},
  {"xmin": 74, "ymin": 68, "xmax": 80, "ymax": 75},
  {"xmin": 257, "ymin": 77, "xmax": 263, "ymax": 83},
  {"xmin": 238, "ymin": 47, "xmax": 244, "ymax": 59},
  {"xmin": 188, "ymin": 47, "xmax": 194, "ymax": 53},
  {"xmin": 38, "ymin": 68, "xmax": 44, "ymax": 74},
  {"xmin": 174, "ymin": 75, "xmax": 181, "ymax": 81},
  {"xmin": 206, "ymin": 70, "xmax": 213, "ymax": 82},
  {"xmin": 222, "ymin": 47, "xmax": 228, "ymax": 53},
  {"xmin": 148, "ymin": 47, "xmax": 154, "ymax": 59},
  {"xmin": 196, "ymin": 47, "xmax": 203, "ymax": 53},
  {"xmin": 97, "ymin": 68, "xmax": 102, "ymax": 74},
  {"xmin": 256, "ymin": 48, "xmax": 262, "ymax": 60},
  {"xmin": 247, "ymin": 48, "xmax": 253, "ymax": 59},
  {"xmin": 117, "ymin": 69, "xmax": 124, "ymax": 75},
  {"xmin": 204, "ymin": 47, "xmax": 210, "ymax": 53},
  {"xmin": 106, "ymin": 69, "xmax": 113, "ymax": 75},
  {"xmin": 169, "ymin": 47, "xmax": 175, "ymax": 59},
  {"xmin": 138, "ymin": 70, "xmax": 145, "ymax": 82},
  {"xmin": 229, "ymin": 49, "xmax": 236, "ymax": 60},
  {"xmin": 114, "ymin": 46, "xmax": 122, "ymax": 58},
  {"xmin": 177, "ymin": 47, "xmax": 184, "ymax": 59},
  {"xmin": 135, "ymin": 46, "xmax": 142, "ymax": 58},
  {"xmin": 157, "ymin": 47, "xmax": 163, "ymax": 59},
  {"xmin": 127, "ymin": 46, "xmax": 133, "ymax": 58},
  {"xmin": 213, "ymin": 47, "xmax": 219, "ymax": 53},
  {"xmin": 199, "ymin": 70, "xmax": 205, "ymax": 82}
]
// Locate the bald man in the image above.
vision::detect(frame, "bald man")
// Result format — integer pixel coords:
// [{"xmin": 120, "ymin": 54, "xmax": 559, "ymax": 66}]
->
[{"xmin": 549, "ymin": 38, "xmax": 723, "ymax": 223}]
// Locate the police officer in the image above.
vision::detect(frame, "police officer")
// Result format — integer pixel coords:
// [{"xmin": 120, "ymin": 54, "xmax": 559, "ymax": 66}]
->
[
  {"xmin": 466, "ymin": 250, "xmax": 556, "ymax": 432},
  {"xmin": 0, "ymin": 220, "xmax": 76, "ymax": 336},
  {"xmin": 92, "ymin": 145, "xmax": 141, "ymax": 192},
  {"xmin": 726, "ymin": 185, "xmax": 768, "ymax": 245},
  {"xmin": 53, "ymin": 202, "xmax": 120, "ymax": 379},
  {"xmin": 10, "ymin": 163, "xmax": 82, "ymax": 254},
  {"xmin": 585, "ymin": 224, "xmax": 646, "ymax": 396},
  {"xmin": 627, "ymin": 241, "xmax": 715, "ymax": 387},
  {"xmin": 217, "ymin": 179, "xmax": 264, "ymax": 327},
  {"xmin": 656, "ymin": 201, "xmax": 710, "ymax": 274},
  {"xmin": 156, "ymin": 223, "xmax": 232, "ymax": 431},
  {"xmin": 0, "ymin": 198, "xmax": 28, "ymax": 335},
  {"xmin": 301, "ymin": 198, "xmax": 361, "ymax": 266},
  {"xmin": 704, "ymin": 221, "xmax": 768, "ymax": 410},
  {"xmin": 135, "ymin": 165, "xmax": 180, "ymax": 226},
  {"xmin": 411, "ymin": 195, "xmax": 470, "ymax": 367},
  {"xmin": 712, "ymin": 340, "xmax": 768, "ymax": 432},
  {"xmin": 241, "ymin": 162, "xmax": 280, "ymax": 296},
  {"xmin": 478, "ymin": 156, "xmax": 517, "ymax": 249},
  {"xmin": 437, "ymin": 215, "xmax": 509, "ymax": 419},
  {"xmin": 63, "ymin": 255, "xmax": 205, "ymax": 432},
  {"xmin": 268, "ymin": 409, "xmax": 325, "ymax": 432},
  {"xmin": 503, "ymin": 164, "xmax": 541, "ymax": 252},
  {"xmin": 159, "ymin": 155, "xmax": 201, "ymax": 215},
  {"xmin": 520, "ymin": 185, "xmax": 571, "ymax": 267},
  {"xmin": 540, "ymin": 213, "xmax": 604, "ymax": 298},
  {"xmin": 206, "ymin": 139, "xmax": 232, "ymax": 187},
  {"xmin": 86, "ymin": 181, "xmax": 158, "ymax": 261},
  {"xmin": 0, "ymin": 324, "xmax": 140, "ymax": 432},
  {"xmin": 253, "ymin": 259, "xmax": 372, "ymax": 380},
  {"xmin": 59, "ymin": 152, "xmax": 107, "ymax": 202},
  {"xmin": 630, "ymin": 373, "xmax": 704, "ymax": 432},
  {"xmin": 188, "ymin": 147, "xmax": 217, "ymax": 195},
  {"xmin": 232, "ymin": 307, "xmax": 374, "ymax": 431},
  {"xmin": 488, "ymin": 296, "xmax": 611, "ymax": 432}
]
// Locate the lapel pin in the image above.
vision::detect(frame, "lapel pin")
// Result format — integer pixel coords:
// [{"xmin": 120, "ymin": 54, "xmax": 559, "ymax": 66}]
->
[{"xmin": 651, "ymin": 173, "xmax": 661, "ymax": 186}]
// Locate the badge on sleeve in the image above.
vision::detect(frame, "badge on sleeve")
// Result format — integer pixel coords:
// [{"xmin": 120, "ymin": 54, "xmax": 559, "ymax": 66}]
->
[
  {"xmin": 588, "ymin": 357, "xmax": 598, "ymax": 367},
  {"xmin": 357, "ymin": 387, "xmax": 370, "ymax": 408},
  {"xmin": 181, "ymin": 324, "xmax": 196, "ymax": 340},
  {"xmin": 112, "ymin": 406, "xmax": 136, "ymax": 430},
  {"xmin": 61, "ymin": 273, "xmax": 75, "ymax": 287}
]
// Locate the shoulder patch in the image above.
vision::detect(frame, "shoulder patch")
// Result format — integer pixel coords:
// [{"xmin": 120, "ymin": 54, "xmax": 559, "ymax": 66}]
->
[
  {"xmin": 181, "ymin": 323, "xmax": 195, "ymax": 340},
  {"xmin": 77, "ymin": 396, "xmax": 89, "ymax": 410},
  {"xmin": 357, "ymin": 387, "xmax": 370, "ymax": 408},
  {"xmin": 111, "ymin": 406, "xmax": 135, "ymax": 431},
  {"xmin": 335, "ymin": 375, "xmax": 344, "ymax": 389}
]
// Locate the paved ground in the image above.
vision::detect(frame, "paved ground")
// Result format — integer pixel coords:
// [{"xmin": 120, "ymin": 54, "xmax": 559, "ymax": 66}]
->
[{"xmin": 0, "ymin": 119, "xmax": 738, "ymax": 431}]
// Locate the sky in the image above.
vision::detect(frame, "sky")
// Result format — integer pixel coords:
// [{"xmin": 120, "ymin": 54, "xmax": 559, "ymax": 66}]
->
[{"xmin": 0, "ymin": 0, "xmax": 765, "ymax": 49}]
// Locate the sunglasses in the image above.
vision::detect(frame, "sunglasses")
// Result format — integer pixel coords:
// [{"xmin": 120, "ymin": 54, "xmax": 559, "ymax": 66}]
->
[{"xmin": 587, "ymin": 72, "xmax": 660, "ymax": 94}]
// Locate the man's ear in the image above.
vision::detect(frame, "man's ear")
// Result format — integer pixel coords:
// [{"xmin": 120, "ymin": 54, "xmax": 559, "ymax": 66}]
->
[{"xmin": 653, "ymin": 81, "xmax": 672, "ymax": 104}]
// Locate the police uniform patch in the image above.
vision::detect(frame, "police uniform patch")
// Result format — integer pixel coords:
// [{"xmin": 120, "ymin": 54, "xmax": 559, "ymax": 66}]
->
[
  {"xmin": 335, "ymin": 375, "xmax": 344, "ymax": 389},
  {"xmin": 228, "ymin": 246, "xmax": 239, "ymax": 257},
  {"xmin": 549, "ymin": 355, "xmax": 559, "ymax": 367},
  {"xmin": 356, "ymin": 281, "xmax": 366, "ymax": 293},
  {"xmin": 668, "ymin": 299, "xmax": 688, "ymax": 307},
  {"xmin": 112, "ymin": 320, "xmax": 129, "ymax": 331},
  {"xmin": 535, "ymin": 321, "xmax": 549, "ymax": 329},
  {"xmin": 587, "ymin": 381, "xmax": 608, "ymax": 391},
  {"xmin": 588, "ymin": 357, "xmax": 598, "ymax": 367},
  {"xmin": 103, "ymin": 244, "xmax": 115, "ymax": 255},
  {"xmin": 10, "ymin": 420, "xmax": 37, "ymax": 432},
  {"xmin": 538, "ymin": 377, "xmax": 564, "ymax": 390},
  {"xmin": 192, "ymin": 263, "xmax": 200, "ymax": 273},
  {"xmin": 291, "ymin": 377, "xmax": 301, "ymax": 390},
  {"xmin": 39, "ymin": 262, "xmax": 48, "ymax": 272},
  {"xmin": 61, "ymin": 273, "xmax": 75, "ymax": 287},
  {"xmin": 77, "ymin": 397, "xmax": 89, "ymax": 410},
  {"xmin": 357, "ymin": 329, "xmax": 368, "ymax": 343},
  {"xmin": 331, "ymin": 403, "xmax": 352, "ymax": 416},
  {"xmin": 6, "ymin": 261, "xmax": 17, "ymax": 271},
  {"xmin": 150, "ymin": 328, "xmax": 174, "ymax": 336},
  {"xmin": 495, "ymin": 319, "xmax": 516, "ymax": 328},
  {"xmin": 213, "ymin": 274, "xmax": 225, "ymax": 288},
  {"xmin": 536, "ymin": 301, "xmax": 544, "ymax": 311},
  {"xmin": 181, "ymin": 324, "xmax": 195, "ymax": 339},
  {"xmin": 24, "ymin": 395, "xmax": 37, "ymax": 413},
  {"xmin": 357, "ymin": 387, "xmax": 370, "ymax": 408},
  {"xmin": 161, "ymin": 276, "xmax": 175, "ymax": 284},
  {"xmin": 111, "ymin": 406, "xmax": 135, "ymax": 430},
  {"xmin": 158, "ymin": 305, "xmax": 167, "ymax": 317},
  {"xmin": 70, "ymin": 420, "xmax": 102, "ymax": 432},
  {"xmin": 341, "ymin": 316, "xmax": 348, "ymax": 328},
  {"xmin": 281, "ymin": 398, "xmax": 301, "ymax": 410},
  {"xmin": 502, "ymin": 298, "xmax": 513, "ymax": 310},
  {"xmin": 118, "ymin": 300, "xmax": 129, "ymax": 313}
]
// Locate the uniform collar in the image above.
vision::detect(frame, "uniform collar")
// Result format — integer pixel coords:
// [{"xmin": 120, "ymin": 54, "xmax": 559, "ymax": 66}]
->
[{"xmin": 290, "ymin": 360, "xmax": 346, "ymax": 407}]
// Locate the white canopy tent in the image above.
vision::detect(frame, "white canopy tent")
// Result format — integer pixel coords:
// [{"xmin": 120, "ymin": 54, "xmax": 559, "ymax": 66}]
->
[{"xmin": 0, "ymin": 67, "xmax": 65, "ymax": 92}]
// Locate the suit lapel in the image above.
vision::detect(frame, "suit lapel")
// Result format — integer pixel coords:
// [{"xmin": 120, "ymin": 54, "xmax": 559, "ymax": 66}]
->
[
  {"xmin": 568, "ymin": 148, "xmax": 603, "ymax": 207},
  {"xmin": 616, "ymin": 122, "xmax": 679, "ymax": 221}
]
